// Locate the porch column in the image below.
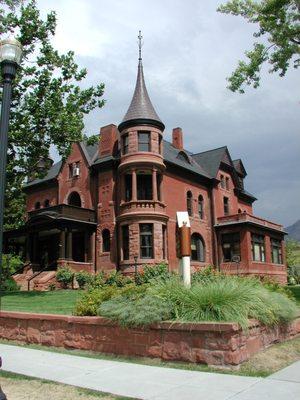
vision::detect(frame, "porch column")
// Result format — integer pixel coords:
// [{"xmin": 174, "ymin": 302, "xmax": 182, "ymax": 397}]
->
[
  {"xmin": 32, "ymin": 232, "xmax": 39, "ymax": 263},
  {"xmin": 90, "ymin": 231, "xmax": 95, "ymax": 265},
  {"xmin": 59, "ymin": 229, "xmax": 66, "ymax": 259},
  {"xmin": 152, "ymin": 168, "xmax": 157, "ymax": 201},
  {"xmin": 66, "ymin": 229, "xmax": 73, "ymax": 260},
  {"xmin": 84, "ymin": 231, "xmax": 89, "ymax": 262},
  {"xmin": 132, "ymin": 169, "xmax": 137, "ymax": 201},
  {"xmin": 25, "ymin": 234, "xmax": 31, "ymax": 263}
]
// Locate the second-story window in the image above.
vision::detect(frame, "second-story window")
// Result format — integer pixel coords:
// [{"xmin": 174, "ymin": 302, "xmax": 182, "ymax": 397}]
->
[
  {"xmin": 137, "ymin": 172, "xmax": 152, "ymax": 200},
  {"xmin": 69, "ymin": 162, "xmax": 80, "ymax": 178},
  {"xmin": 198, "ymin": 195, "xmax": 204, "ymax": 219},
  {"xmin": 138, "ymin": 131, "xmax": 150, "ymax": 152},
  {"xmin": 122, "ymin": 133, "xmax": 129, "ymax": 155},
  {"xmin": 220, "ymin": 175, "xmax": 226, "ymax": 189},
  {"xmin": 125, "ymin": 174, "xmax": 132, "ymax": 201},
  {"xmin": 225, "ymin": 177, "xmax": 230, "ymax": 190},
  {"xmin": 187, "ymin": 191, "xmax": 193, "ymax": 216},
  {"xmin": 223, "ymin": 197, "xmax": 229, "ymax": 215}
]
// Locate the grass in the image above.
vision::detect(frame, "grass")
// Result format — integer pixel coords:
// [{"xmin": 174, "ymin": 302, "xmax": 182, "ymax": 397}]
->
[
  {"xmin": 1, "ymin": 337, "xmax": 300, "ymax": 378},
  {"xmin": 0, "ymin": 370, "xmax": 132, "ymax": 400},
  {"xmin": 0, "ymin": 290, "xmax": 83, "ymax": 315}
]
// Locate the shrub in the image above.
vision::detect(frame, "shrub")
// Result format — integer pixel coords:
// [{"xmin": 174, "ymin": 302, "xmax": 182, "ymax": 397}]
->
[
  {"xmin": 56, "ymin": 267, "xmax": 74, "ymax": 289},
  {"xmin": 75, "ymin": 270, "xmax": 93, "ymax": 289},
  {"xmin": 135, "ymin": 263, "xmax": 170, "ymax": 285},
  {"xmin": 104, "ymin": 271, "xmax": 133, "ymax": 287},
  {"xmin": 260, "ymin": 276, "xmax": 294, "ymax": 299},
  {"xmin": 87, "ymin": 272, "xmax": 106, "ymax": 289},
  {"xmin": 73, "ymin": 284, "xmax": 148, "ymax": 316},
  {"xmin": 99, "ymin": 294, "xmax": 172, "ymax": 327},
  {"xmin": 0, "ymin": 254, "xmax": 23, "ymax": 292},
  {"xmin": 191, "ymin": 266, "xmax": 221, "ymax": 284}
]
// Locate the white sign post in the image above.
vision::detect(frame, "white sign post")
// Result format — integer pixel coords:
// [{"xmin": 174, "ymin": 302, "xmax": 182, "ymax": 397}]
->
[{"xmin": 176, "ymin": 211, "xmax": 191, "ymax": 288}]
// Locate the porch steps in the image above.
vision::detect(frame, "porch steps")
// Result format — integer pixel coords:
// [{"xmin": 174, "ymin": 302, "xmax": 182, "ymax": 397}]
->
[{"xmin": 13, "ymin": 271, "xmax": 57, "ymax": 291}]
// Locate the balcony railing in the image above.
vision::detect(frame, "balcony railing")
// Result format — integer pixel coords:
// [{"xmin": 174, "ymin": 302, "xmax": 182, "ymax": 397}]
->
[
  {"xmin": 28, "ymin": 204, "xmax": 96, "ymax": 223},
  {"xmin": 119, "ymin": 200, "xmax": 166, "ymax": 216},
  {"xmin": 216, "ymin": 212, "xmax": 283, "ymax": 232}
]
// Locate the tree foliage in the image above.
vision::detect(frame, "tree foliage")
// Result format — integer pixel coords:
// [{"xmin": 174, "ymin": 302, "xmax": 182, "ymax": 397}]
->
[
  {"xmin": 0, "ymin": 0, "xmax": 105, "ymax": 229},
  {"xmin": 218, "ymin": 0, "xmax": 300, "ymax": 92}
]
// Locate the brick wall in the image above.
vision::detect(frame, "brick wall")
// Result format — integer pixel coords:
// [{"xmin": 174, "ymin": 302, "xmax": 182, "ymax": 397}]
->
[{"xmin": 0, "ymin": 311, "xmax": 299, "ymax": 366}]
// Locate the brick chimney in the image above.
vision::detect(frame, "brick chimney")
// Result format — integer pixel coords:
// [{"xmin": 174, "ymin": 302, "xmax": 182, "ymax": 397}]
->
[
  {"xmin": 99, "ymin": 124, "xmax": 118, "ymax": 158},
  {"xmin": 172, "ymin": 127, "xmax": 183, "ymax": 150}
]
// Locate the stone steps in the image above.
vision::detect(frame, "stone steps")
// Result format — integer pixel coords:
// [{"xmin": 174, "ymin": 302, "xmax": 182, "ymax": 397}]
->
[{"xmin": 13, "ymin": 271, "xmax": 57, "ymax": 291}]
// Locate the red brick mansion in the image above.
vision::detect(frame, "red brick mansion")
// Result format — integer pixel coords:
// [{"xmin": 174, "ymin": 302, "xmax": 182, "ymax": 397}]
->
[{"xmin": 5, "ymin": 51, "xmax": 287, "ymax": 285}]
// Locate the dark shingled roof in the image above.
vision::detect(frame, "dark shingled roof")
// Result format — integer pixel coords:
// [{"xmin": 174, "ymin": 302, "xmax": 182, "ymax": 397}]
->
[
  {"xmin": 23, "ymin": 140, "xmax": 255, "ymax": 202},
  {"xmin": 118, "ymin": 60, "xmax": 164, "ymax": 132},
  {"xmin": 24, "ymin": 160, "xmax": 62, "ymax": 189},
  {"xmin": 163, "ymin": 140, "xmax": 211, "ymax": 179},
  {"xmin": 192, "ymin": 146, "xmax": 228, "ymax": 178}
]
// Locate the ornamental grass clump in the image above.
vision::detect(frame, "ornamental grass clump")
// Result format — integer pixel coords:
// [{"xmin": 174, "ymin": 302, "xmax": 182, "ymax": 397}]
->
[{"xmin": 150, "ymin": 276, "xmax": 298, "ymax": 330}]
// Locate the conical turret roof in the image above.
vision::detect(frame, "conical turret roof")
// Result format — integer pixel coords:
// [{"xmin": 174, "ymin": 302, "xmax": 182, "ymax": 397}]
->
[{"xmin": 118, "ymin": 59, "xmax": 165, "ymax": 132}]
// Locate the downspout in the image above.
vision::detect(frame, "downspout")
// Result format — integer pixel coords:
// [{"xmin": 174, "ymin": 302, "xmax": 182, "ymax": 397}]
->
[{"xmin": 209, "ymin": 181, "xmax": 219, "ymax": 271}]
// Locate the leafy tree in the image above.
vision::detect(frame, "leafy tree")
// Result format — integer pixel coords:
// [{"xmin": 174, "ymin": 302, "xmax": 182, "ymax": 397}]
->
[
  {"xmin": 217, "ymin": 0, "xmax": 300, "ymax": 92},
  {"xmin": 0, "ymin": 0, "xmax": 105, "ymax": 229}
]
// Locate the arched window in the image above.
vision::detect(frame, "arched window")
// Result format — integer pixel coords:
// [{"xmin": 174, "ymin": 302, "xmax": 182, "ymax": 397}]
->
[
  {"xmin": 191, "ymin": 233, "xmax": 205, "ymax": 262},
  {"xmin": 198, "ymin": 195, "xmax": 204, "ymax": 219},
  {"xmin": 238, "ymin": 208, "xmax": 242, "ymax": 214},
  {"xmin": 34, "ymin": 201, "xmax": 41, "ymax": 210},
  {"xmin": 44, "ymin": 199, "xmax": 50, "ymax": 208},
  {"xmin": 102, "ymin": 229, "xmax": 110, "ymax": 252},
  {"xmin": 68, "ymin": 191, "xmax": 81, "ymax": 207},
  {"xmin": 187, "ymin": 191, "xmax": 193, "ymax": 216}
]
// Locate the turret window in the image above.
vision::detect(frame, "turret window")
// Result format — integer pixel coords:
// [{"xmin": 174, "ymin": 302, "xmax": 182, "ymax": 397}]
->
[
  {"xmin": 122, "ymin": 134, "xmax": 129, "ymax": 155},
  {"xmin": 140, "ymin": 223, "xmax": 153, "ymax": 259},
  {"xmin": 125, "ymin": 174, "xmax": 132, "ymax": 201},
  {"xmin": 138, "ymin": 131, "xmax": 150, "ymax": 152},
  {"xmin": 137, "ymin": 172, "xmax": 152, "ymax": 200},
  {"xmin": 102, "ymin": 229, "xmax": 110, "ymax": 252}
]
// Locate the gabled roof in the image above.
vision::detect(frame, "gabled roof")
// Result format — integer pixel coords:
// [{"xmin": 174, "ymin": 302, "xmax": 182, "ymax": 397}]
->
[
  {"xmin": 192, "ymin": 146, "xmax": 228, "ymax": 178},
  {"xmin": 118, "ymin": 59, "xmax": 164, "ymax": 132},
  {"xmin": 233, "ymin": 159, "xmax": 247, "ymax": 177},
  {"xmin": 24, "ymin": 142, "xmax": 98, "ymax": 189},
  {"xmin": 163, "ymin": 141, "xmax": 211, "ymax": 179},
  {"xmin": 24, "ymin": 160, "xmax": 62, "ymax": 189}
]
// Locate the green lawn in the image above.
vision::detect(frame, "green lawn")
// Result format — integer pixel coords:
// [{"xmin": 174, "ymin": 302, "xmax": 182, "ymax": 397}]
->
[
  {"xmin": 0, "ymin": 290, "xmax": 83, "ymax": 315},
  {"xmin": 289, "ymin": 285, "xmax": 300, "ymax": 304}
]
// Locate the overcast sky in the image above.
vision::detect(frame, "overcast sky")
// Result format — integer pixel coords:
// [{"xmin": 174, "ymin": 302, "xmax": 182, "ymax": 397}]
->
[{"xmin": 39, "ymin": 0, "xmax": 300, "ymax": 227}]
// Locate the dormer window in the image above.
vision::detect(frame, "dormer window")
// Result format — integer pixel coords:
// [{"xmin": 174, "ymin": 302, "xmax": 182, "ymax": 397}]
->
[
  {"xmin": 138, "ymin": 131, "xmax": 150, "ymax": 152},
  {"xmin": 177, "ymin": 151, "xmax": 191, "ymax": 164},
  {"xmin": 69, "ymin": 162, "xmax": 80, "ymax": 178},
  {"xmin": 225, "ymin": 177, "xmax": 230, "ymax": 190}
]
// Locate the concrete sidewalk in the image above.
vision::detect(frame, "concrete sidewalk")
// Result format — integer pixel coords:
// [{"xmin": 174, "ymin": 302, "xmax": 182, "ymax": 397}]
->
[{"xmin": 0, "ymin": 343, "xmax": 299, "ymax": 399}]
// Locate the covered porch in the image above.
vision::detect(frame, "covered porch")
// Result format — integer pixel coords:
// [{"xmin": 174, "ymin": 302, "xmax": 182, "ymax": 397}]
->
[{"xmin": 4, "ymin": 204, "xmax": 97, "ymax": 273}]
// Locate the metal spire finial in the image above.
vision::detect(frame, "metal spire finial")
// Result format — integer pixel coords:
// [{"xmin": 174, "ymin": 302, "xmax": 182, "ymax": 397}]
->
[{"xmin": 138, "ymin": 30, "xmax": 143, "ymax": 61}]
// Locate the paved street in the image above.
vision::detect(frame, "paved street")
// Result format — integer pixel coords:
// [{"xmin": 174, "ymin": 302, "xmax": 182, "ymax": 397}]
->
[{"xmin": 0, "ymin": 343, "xmax": 299, "ymax": 399}]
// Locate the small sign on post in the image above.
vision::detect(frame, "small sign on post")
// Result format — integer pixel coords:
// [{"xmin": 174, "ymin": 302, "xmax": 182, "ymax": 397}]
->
[{"xmin": 176, "ymin": 211, "xmax": 191, "ymax": 288}]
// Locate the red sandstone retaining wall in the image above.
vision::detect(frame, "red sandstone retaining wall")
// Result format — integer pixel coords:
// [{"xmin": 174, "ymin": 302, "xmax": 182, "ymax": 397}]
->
[{"xmin": 0, "ymin": 312, "xmax": 299, "ymax": 366}]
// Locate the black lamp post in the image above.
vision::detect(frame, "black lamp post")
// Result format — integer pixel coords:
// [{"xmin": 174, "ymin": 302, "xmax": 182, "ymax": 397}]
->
[
  {"xmin": 0, "ymin": 38, "xmax": 22, "ymax": 291},
  {"xmin": 134, "ymin": 255, "xmax": 138, "ymax": 279}
]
